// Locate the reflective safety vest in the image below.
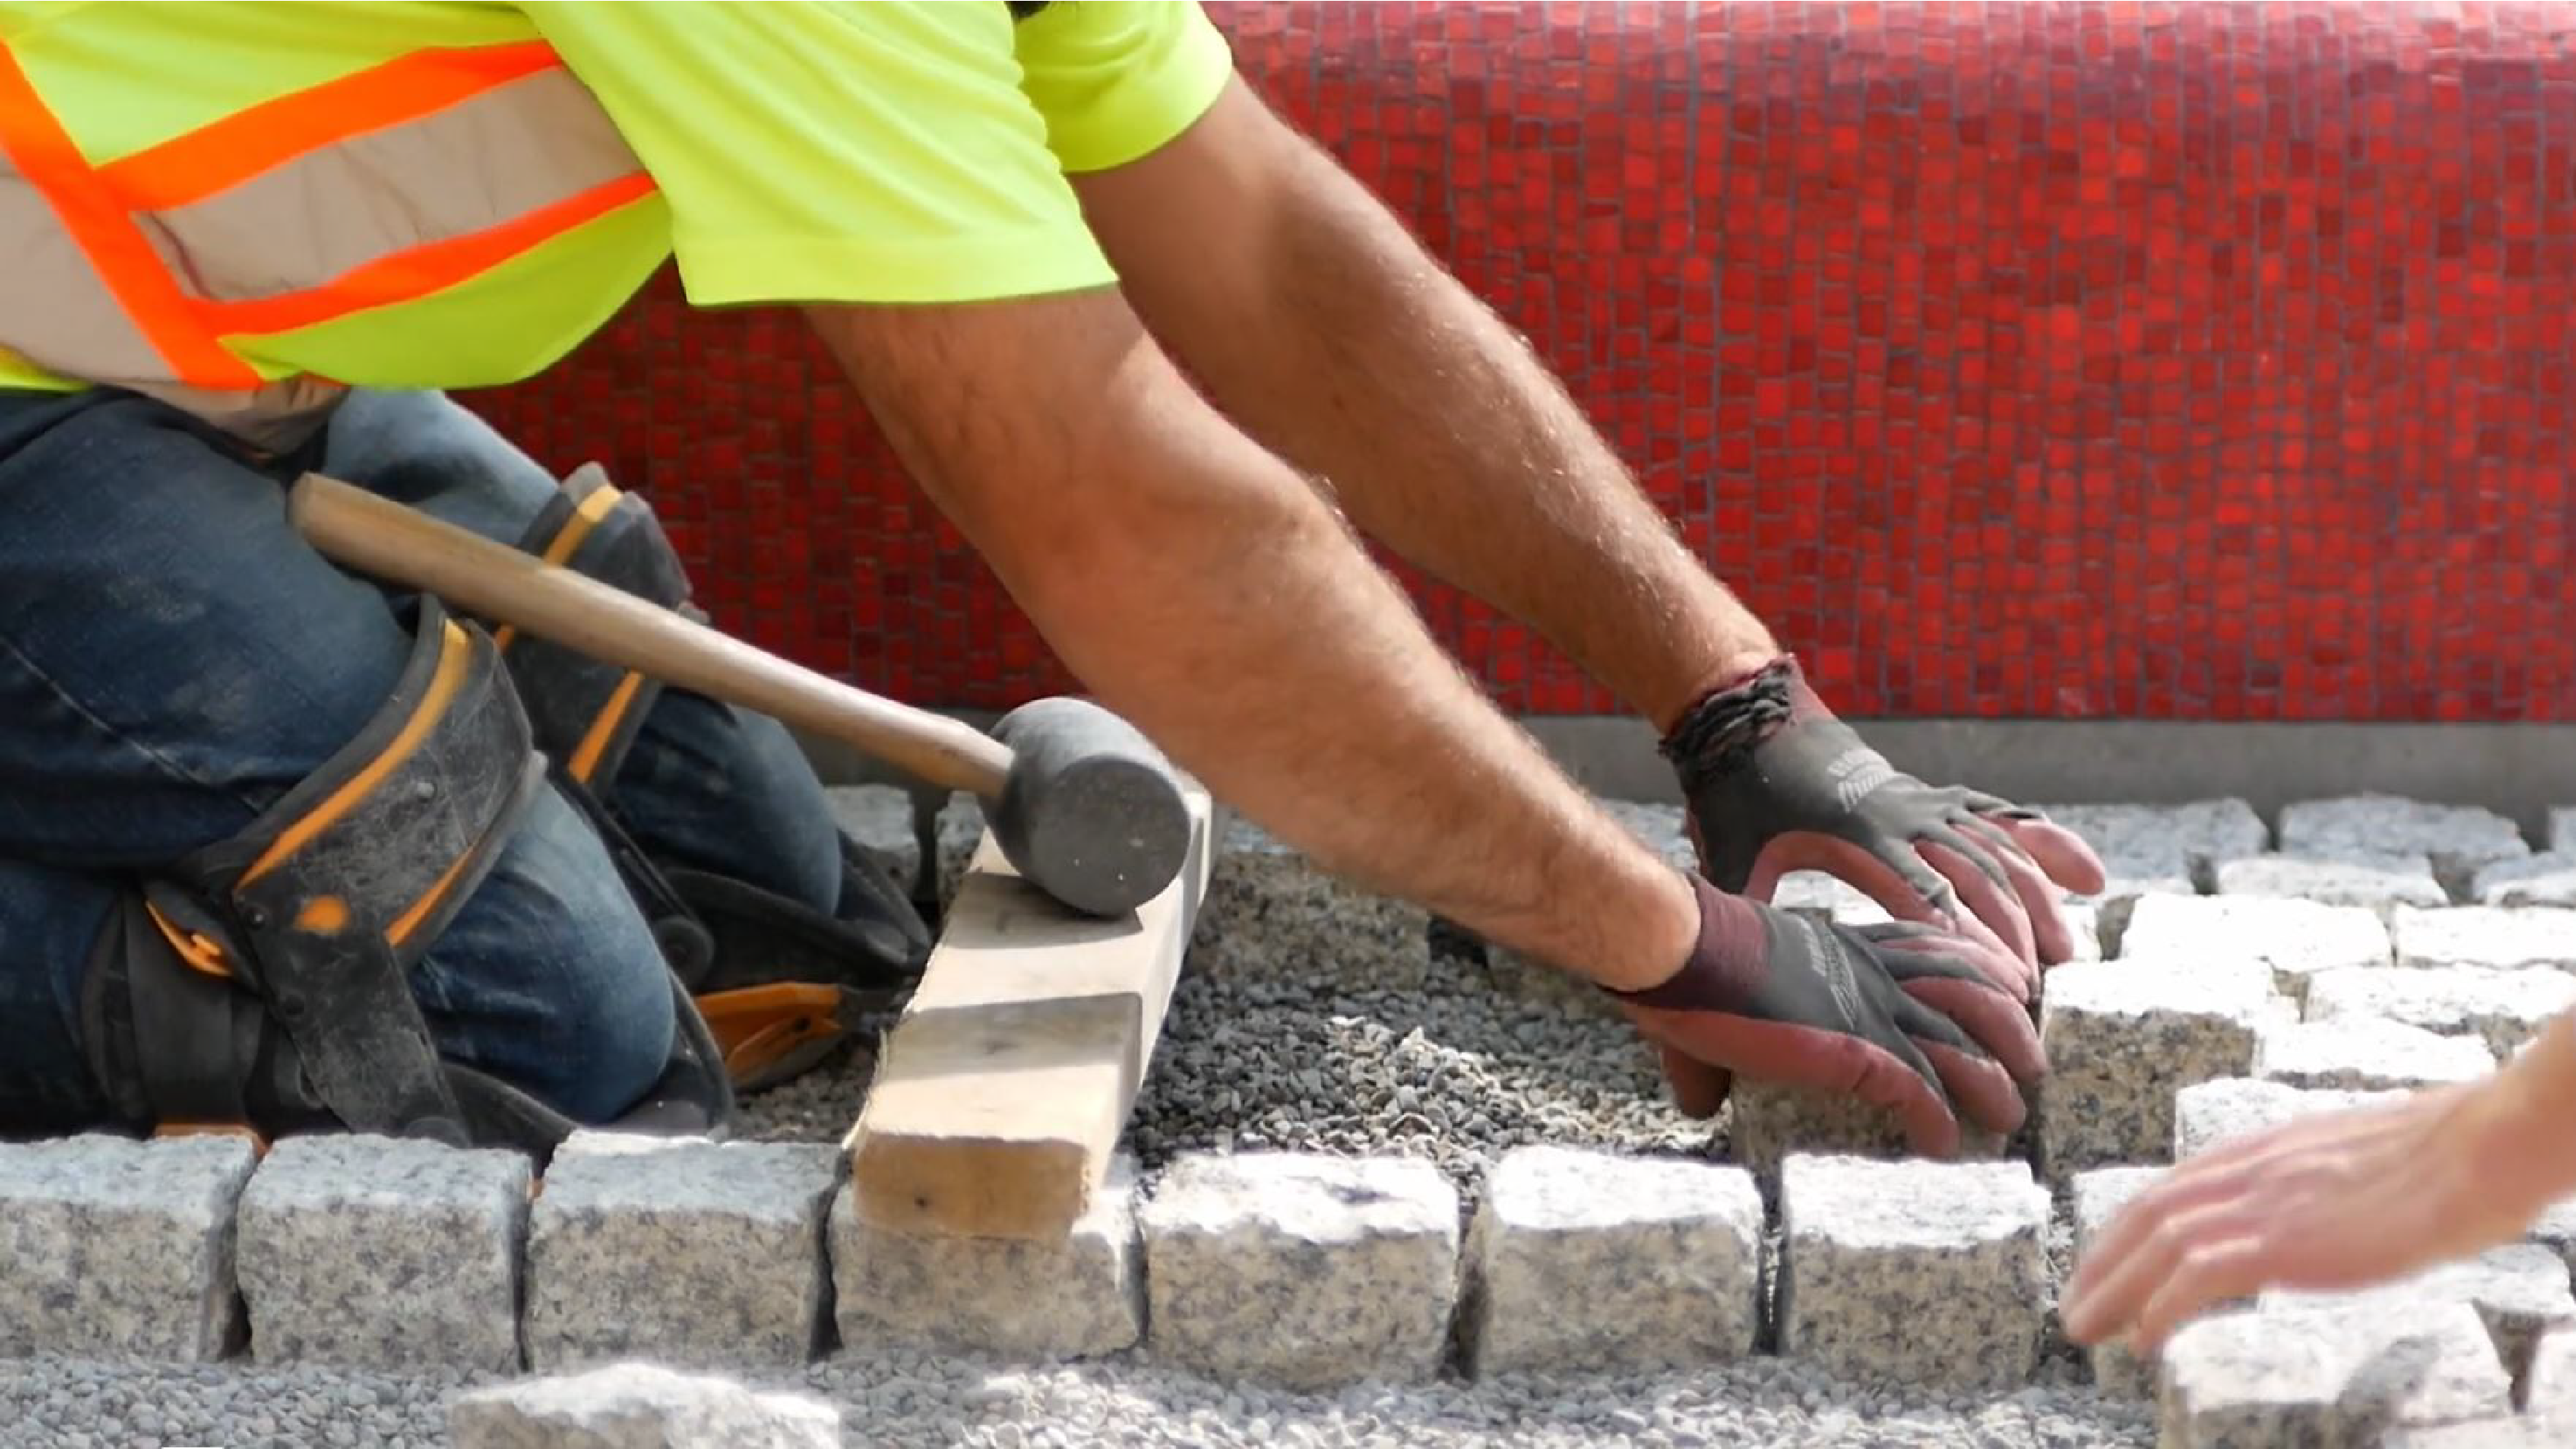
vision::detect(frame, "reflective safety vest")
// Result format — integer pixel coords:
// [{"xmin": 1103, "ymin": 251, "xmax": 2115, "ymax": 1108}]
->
[{"xmin": 0, "ymin": 20, "xmax": 662, "ymax": 445}]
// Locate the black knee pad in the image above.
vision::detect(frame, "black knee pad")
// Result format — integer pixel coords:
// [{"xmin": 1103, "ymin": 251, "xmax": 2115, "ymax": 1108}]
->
[
  {"xmin": 499, "ymin": 462, "xmax": 693, "ymax": 789},
  {"xmin": 492, "ymin": 463, "xmax": 932, "ymax": 1089},
  {"xmin": 74, "ymin": 598, "xmax": 735, "ymax": 1155}
]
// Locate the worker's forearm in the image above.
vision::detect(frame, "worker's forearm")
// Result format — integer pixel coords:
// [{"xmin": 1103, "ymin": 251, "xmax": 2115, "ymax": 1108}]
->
[
  {"xmin": 816, "ymin": 302, "xmax": 1692, "ymax": 989},
  {"xmin": 2459, "ymin": 1010, "xmax": 2576, "ymax": 1217},
  {"xmin": 1098, "ymin": 139, "xmax": 1776, "ymax": 730}
]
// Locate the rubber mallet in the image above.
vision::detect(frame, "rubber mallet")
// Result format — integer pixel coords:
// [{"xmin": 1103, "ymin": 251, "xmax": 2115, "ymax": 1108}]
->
[{"xmin": 287, "ymin": 472, "xmax": 1192, "ymax": 918}]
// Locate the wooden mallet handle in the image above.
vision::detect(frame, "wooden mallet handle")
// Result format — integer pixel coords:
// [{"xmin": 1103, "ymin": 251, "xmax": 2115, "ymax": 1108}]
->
[{"xmin": 288, "ymin": 472, "xmax": 1013, "ymax": 798}]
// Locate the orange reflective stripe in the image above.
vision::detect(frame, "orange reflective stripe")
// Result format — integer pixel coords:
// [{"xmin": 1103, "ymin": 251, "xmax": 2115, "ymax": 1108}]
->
[
  {"xmin": 0, "ymin": 48, "xmax": 259, "ymax": 390},
  {"xmin": 494, "ymin": 480, "xmax": 622, "ymax": 652},
  {"xmin": 567, "ymin": 671, "xmax": 647, "ymax": 785},
  {"xmin": 195, "ymin": 172, "xmax": 655, "ymax": 338},
  {"xmin": 385, "ymin": 837, "xmax": 479, "ymax": 949},
  {"xmin": 239, "ymin": 619, "xmax": 473, "ymax": 888},
  {"xmin": 96, "ymin": 42, "xmax": 562, "ymax": 212},
  {"xmin": 543, "ymin": 479, "xmax": 624, "ymax": 566}
]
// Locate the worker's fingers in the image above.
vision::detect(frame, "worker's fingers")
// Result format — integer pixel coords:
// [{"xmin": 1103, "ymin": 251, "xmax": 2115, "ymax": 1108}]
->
[
  {"xmin": 1656, "ymin": 1044, "xmax": 1731, "ymax": 1119},
  {"xmin": 1872, "ymin": 930, "xmax": 2047, "ymax": 1086},
  {"xmin": 2130, "ymin": 1235, "xmax": 2274, "ymax": 1357},
  {"xmin": 1977, "ymin": 807, "xmax": 2112, "ymax": 899},
  {"xmin": 1840, "ymin": 1026, "xmax": 1960, "ymax": 1160},
  {"xmin": 2061, "ymin": 1196, "xmax": 2266, "ymax": 1349},
  {"xmin": 1956, "ymin": 814, "xmax": 2081, "ymax": 967},
  {"xmin": 1751, "ymin": 832, "xmax": 2019, "ymax": 972},
  {"xmin": 1918, "ymin": 832, "xmax": 2039, "ymax": 986},
  {"xmin": 1884, "ymin": 991, "xmax": 2028, "ymax": 1137},
  {"xmin": 1633, "ymin": 1008, "xmax": 1960, "ymax": 1159}
]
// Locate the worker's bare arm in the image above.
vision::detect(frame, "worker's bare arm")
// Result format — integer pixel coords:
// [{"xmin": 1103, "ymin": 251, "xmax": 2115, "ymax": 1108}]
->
[
  {"xmin": 804, "ymin": 293, "xmax": 1693, "ymax": 988},
  {"xmin": 1068, "ymin": 78, "xmax": 1774, "ymax": 731},
  {"xmin": 1069, "ymin": 80, "xmax": 2105, "ymax": 974}
]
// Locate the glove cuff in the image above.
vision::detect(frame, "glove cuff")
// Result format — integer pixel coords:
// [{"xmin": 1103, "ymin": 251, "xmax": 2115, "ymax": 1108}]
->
[
  {"xmin": 1656, "ymin": 654, "xmax": 1828, "ymax": 796},
  {"xmin": 1603, "ymin": 876, "xmax": 1772, "ymax": 1012}
]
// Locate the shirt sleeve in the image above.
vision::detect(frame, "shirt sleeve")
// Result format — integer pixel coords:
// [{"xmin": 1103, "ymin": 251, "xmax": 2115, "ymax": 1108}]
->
[
  {"xmin": 1011, "ymin": 0, "xmax": 1236, "ymax": 174},
  {"xmin": 517, "ymin": 1, "xmax": 1118, "ymax": 306}
]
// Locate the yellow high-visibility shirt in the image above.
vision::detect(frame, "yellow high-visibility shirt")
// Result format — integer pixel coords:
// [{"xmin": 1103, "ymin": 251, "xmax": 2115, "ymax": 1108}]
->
[{"xmin": 0, "ymin": 1, "xmax": 1232, "ymax": 434}]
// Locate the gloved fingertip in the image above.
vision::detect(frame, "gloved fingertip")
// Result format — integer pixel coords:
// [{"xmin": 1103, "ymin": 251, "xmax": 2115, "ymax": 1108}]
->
[
  {"xmin": 1658, "ymin": 1045, "xmax": 1731, "ymax": 1119},
  {"xmin": 1900, "ymin": 1109, "xmax": 1964, "ymax": 1160}
]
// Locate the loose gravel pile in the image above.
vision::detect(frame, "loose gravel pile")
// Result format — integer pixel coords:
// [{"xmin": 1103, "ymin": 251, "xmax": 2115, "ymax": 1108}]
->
[
  {"xmin": 1126, "ymin": 966, "xmax": 1706, "ymax": 1195},
  {"xmin": 738, "ymin": 1032, "xmax": 889, "ymax": 1144},
  {"xmin": 0, "ymin": 1345, "xmax": 2156, "ymax": 1449}
]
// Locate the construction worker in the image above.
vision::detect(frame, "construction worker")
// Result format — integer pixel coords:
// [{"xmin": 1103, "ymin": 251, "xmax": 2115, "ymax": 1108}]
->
[
  {"xmin": 0, "ymin": 0, "xmax": 2103, "ymax": 1154},
  {"xmin": 2065, "ymin": 1008, "xmax": 2576, "ymax": 1356}
]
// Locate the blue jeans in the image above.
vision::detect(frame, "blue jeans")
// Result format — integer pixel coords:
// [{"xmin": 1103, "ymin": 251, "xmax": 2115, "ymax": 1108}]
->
[{"xmin": 0, "ymin": 388, "xmax": 845, "ymax": 1131}]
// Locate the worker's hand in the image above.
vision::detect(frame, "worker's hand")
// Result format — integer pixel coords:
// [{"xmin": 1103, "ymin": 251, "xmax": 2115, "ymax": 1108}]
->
[
  {"xmin": 1609, "ymin": 877, "xmax": 2047, "ymax": 1158},
  {"xmin": 1664, "ymin": 656, "xmax": 2106, "ymax": 1000},
  {"xmin": 2061, "ymin": 1081, "xmax": 2551, "ymax": 1357}
]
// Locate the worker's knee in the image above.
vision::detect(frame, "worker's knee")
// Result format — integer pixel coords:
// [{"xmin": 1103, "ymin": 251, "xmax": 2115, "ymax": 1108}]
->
[
  {"xmin": 0, "ymin": 861, "xmax": 120, "ymax": 1134},
  {"xmin": 612, "ymin": 692, "xmax": 846, "ymax": 916},
  {"xmin": 414, "ymin": 785, "xmax": 677, "ymax": 1125}
]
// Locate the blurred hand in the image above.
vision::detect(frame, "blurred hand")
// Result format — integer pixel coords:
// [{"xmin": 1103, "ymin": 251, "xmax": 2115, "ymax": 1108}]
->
[{"xmin": 2062, "ymin": 1080, "xmax": 2559, "ymax": 1356}]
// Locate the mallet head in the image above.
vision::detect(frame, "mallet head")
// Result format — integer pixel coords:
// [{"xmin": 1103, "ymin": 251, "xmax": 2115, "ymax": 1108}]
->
[{"xmin": 988, "ymin": 697, "xmax": 1193, "ymax": 917}]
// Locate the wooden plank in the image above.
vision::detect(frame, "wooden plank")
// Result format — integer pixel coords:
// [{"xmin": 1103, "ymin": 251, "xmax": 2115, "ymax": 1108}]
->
[{"xmin": 844, "ymin": 787, "xmax": 1211, "ymax": 1241}]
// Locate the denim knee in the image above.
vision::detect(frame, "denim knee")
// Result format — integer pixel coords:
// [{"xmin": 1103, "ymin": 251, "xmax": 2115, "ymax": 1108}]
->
[
  {"xmin": 612, "ymin": 692, "xmax": 844, "ymax": 915},
  {"xmin": 412, "ymin": 785, "xmax": 676, "ymax": 1124}
]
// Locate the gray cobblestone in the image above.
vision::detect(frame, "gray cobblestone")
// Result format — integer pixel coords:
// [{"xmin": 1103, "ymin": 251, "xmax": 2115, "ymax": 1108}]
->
[
  {"xmin": 2209, "ymin": 852, "xmax": 2448, "ymax": 915},
  {"xmin": 1777, "ymin": 1156, "xmax": 2050, "ymax": 1391},
  {"xmin": 0, "ymin": 1134, "xmax": 256, "ymax": 1362},
  {"xmin": 525, "ymin": 1140, "xmax": 840, "ymax": 1370},
  {"xmin": 449, "ymin": 1361, "xmax": 840, "ymax": 1448},
  {"xmin": 2068, "ymin": 1165, "xmax": 2168, "ymax": 1397},
  {"xmin": 2393, "ymin": 906, "xmax": 2576, "ymax": 971},
  {"xmin": 2036, "ymin": 955, "xmax": 2274, "ymax": 1176},
  {"xmin": 934, "ymin": 790, "xmax": 984, "ymax": 908},
  {"xmin": 2473, "ymin": 852, "xmax": 2576, "ymax": 908},
  {"xmin": 2264, "ymin": 1242, "xmax": 2576, "ymax": 1389},
  {"xmin": 2532, "ymin": 1326, "xmax": 2576, "ymax": 1429},
  {"xmin": 824, "ymin": 783, "xmax": 921, "ymax": 897},
  {"xmin": 1727, "ymin": 1082, "xmax": 2007, "ymax": 1183},
  {"xmin": 2529, "ymin": 1196, "xmax": 2576, "ymax": 1276},
  {"xmin": 2030, "ymin": 799, "xmax": 2269, "ymax": 872},
  {"xmin": 2279, "ymin": 794, "xmax": 2532, "ymax": 881},
  {"xmin": 2117, "ymin": 894, "xmax": 2390, "ymax": 1001},
  {"xmin": 1140, "ymin": 1152, "xmax": 1459, "ymax": 1389},
  {"xmin": 2302, "ymin": 965, "xmax": 2576, "ymax": 1058},
  {"xmin": 1462, "ymin": 1147, "xmax": 1763, "ymax": 1377},
  {"xmin": 2172, "ymin": 1077, "xmax": 2404, "ymax": 1159},
  {"xmin": 2254, "ymin": 1017, "xmax": 2498, "ymax": 1089},
  {"xmin": 2157, "ymin": 1300, "xmax": 2512, "ymax": 1447},
  {"xmin": 235, "ymin": 1134, "xmax": 527, "ymax": 1371},
  {"xmin": 832, "ymin": 1156, "xmax": 1143, "ymax": 1360}
]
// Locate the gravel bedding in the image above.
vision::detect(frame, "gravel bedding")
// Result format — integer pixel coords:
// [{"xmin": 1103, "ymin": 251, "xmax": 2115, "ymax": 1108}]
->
[
  {"xmin": 1124, "ymin": 959, "xmax": 1711, "ymax": 1196},
  {"xmin": 736, "ymin": 932, "xmax": 1716, "ymax": 1201},
  {"xmin": 0, "ymin": 1346, "xmax": 2154, "ymax": 1448}
]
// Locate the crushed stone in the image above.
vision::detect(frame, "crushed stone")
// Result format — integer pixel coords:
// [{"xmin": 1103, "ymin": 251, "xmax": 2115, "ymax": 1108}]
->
[{"xmin": 0, "ymin": 1344, "xmax": 2157, "ymax": 1449}]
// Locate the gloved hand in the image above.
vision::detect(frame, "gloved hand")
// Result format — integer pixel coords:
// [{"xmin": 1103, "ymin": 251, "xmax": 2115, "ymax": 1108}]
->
[
  {"xmin": 1662, "ymin": 655, "xmax": 2107, "ymax": 1000},
  {"xmin": 1608, "ymin": 876, "xmax": 2046, "ymax": 1156}
]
